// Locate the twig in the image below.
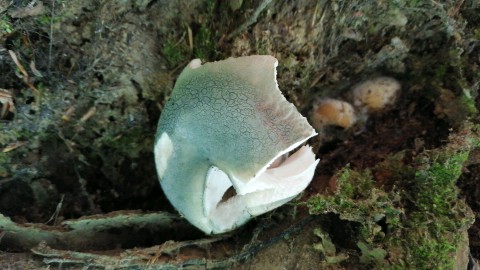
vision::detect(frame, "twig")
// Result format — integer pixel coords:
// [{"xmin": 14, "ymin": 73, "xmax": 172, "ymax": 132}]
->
[
  {"xmin": 447, "ymin": 0, "xmax": 464, "ymax": 17},
  {"xmin": 0, "ymin": 231, "xmax": 6, "ymax": 244},
  {"xmin": 8, "ymin": 50, "xmax": 38, "ymax": 92},
  {"xmin": 45, "ymin": 194, "xmax": 64, "ymax": 226},
  {"xmin": 9, "ymin": 50, "xmax": 29, "ymax": 78},
  {"xmin": 2, "ymin": 141, "xmax": 27, "ymax": 153},
  {"xmin": 226, "ymin": 0, "xmax": 273, "ymax": 41},
  {"xmin": 33, "ymin": 215, "xmax": 316, "ymax": 269},
  {"xmin": 0, "ymin": 178, "xmax": 15, "ymax": 187},
  {"xmin": 79, "ymin": 106, "xmax": 96, "ymax": 122},
  {"xmin": 32, "ymin": 237, "xmax": 225, "ymax": 268},
  {"xmin": 187, "ymin": 25, "xmax": 193, "ymax": 51}
]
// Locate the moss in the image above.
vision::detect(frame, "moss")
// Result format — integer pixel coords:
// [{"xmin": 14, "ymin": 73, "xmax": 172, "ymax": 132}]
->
[
  {"xmin": 460, "ymin": 88, "xmax": 479, "ymax": 117},
  {"xmin": 308, "ymin": 167, "xmax": 401, "ymax": 228},
  {"xmin": 100, "ymin": 127, "xmax": 152, "ymax": 158},
  {"xmin": 193, "ymin": 0, "xmax": 220, "ymax": 61},
  {"xmin": 433, "ymin": 64, "xmax": 448, "ymax": 80},
  {"xmin": 474, "ymin": 28, "xmax": 480, "ymax": 40},
  {"xmin": 162, "ymin": 0, "xmax": 221, "ymax": 64},
  {"xmin": 0, "ymin": 152, "xmax": 11, "ymax": 177},
  {"xmin": 385, "ymin": 135, "xmax": 476, "ymax": 269},
  {"xmin": 162, "ymin": 39, "xmax": 190, "ymax": 68},
  {"xmin": 308, "ymin": 166, "xmax": 401, "ymax": 267},
  {"xmin": 194, "ymin": 23, "xmax": 217, "ymax": 60},
  {"xmin": 0, "ymin": 15, "xmax": 13, "ymax": 34},
  {"xmin": 357, "ymin": 241, "xmax": 387, "ymax": 266},
  {"xmin": 403, "ymin": 159, "xmax": 470, "ymax": 269},
  {"xmin": 308, "ymin": 124, "xmax": 479, "ymax": 268},
  {"xmin": 413, "ymin": 151, "xmax": 468, "ymax": 218},
  {"xmin": 399, "ymin": 127, "xmax": 478, "ymax": 268},
  {"xmin": 36, "ymin": 13, "xmax": 63, "ymax": 27},
  {"xmin": 313, "ymin": 228, "xmax": 349, "ymax": 264},
  {"xmin": 253, "ymin": 33, "xmax": 273, "ymax": 55}
]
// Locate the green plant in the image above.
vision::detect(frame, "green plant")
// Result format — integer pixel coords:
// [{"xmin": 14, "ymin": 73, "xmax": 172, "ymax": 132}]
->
[
  {"xmin": 162, "ymin": 39, "xmax": 190, "ymax": 68},
  {"xmin": 0, "ymin": 15, "xmax": 13, "ymax": 34}
]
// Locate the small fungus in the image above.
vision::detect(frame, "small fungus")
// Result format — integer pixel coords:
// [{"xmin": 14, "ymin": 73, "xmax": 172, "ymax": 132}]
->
[
  {"xmin": 352, "ymin": 76, "xmax": 401, "ymax": 112},
  {"xmin": 311, "ymin": 98, "xmax": 356, "ymax": 130},
  {"xmin": 154, "ymin": 56, "xmax": 319, "ymax": 234}
]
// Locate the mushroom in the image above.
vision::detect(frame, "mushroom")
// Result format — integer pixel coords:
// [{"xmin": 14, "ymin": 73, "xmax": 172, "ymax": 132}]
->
[
  {"xmin": 352, "ymin": 76, "xmax": 401, "ymax": 113},
  {"xmin": 311, "ymin": 98, "xmax": 356, "ymax": 130},
  {"xmin": 154, "ymin": 56, "xmax": 319, "ymax": 234}
]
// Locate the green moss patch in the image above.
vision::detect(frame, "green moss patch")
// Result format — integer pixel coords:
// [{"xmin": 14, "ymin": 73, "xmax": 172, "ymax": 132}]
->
[{"xmin": 308, "ymin": 124, "xmax": 479, "ymax": 268}]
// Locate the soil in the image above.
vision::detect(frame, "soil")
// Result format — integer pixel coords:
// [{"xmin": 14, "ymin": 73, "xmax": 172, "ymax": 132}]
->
[{"xmin": 0, "ymin": 0, "xmax": 479, "ymax": 269}]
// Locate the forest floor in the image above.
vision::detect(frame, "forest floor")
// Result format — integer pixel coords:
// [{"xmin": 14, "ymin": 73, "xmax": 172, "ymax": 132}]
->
[{"xmin": 0, "ymin": 0, "xmax": 479, "ymax": 269}]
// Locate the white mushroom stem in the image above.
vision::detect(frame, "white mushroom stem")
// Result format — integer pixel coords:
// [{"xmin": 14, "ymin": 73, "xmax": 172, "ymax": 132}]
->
[{"xmin": 204, "ymin": 146, "xmax": 318, "ymax": 232}]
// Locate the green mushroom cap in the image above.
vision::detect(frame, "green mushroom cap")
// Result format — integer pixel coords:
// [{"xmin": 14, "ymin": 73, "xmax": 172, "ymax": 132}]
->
[{"xmin": 154, "ymin": 55, "xmax": 318, "ymax": 234}]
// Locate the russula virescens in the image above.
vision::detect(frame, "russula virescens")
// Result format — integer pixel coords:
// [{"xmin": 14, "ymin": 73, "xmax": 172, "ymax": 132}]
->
[{"xmin": 154, "ymin": 55, "xmax": 319, "ymax": 234}]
